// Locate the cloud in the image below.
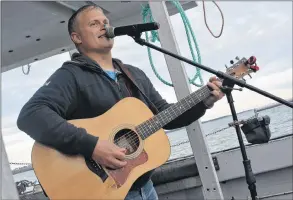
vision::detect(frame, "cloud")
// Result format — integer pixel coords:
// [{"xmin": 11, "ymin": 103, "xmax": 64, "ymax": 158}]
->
[
  {"xmin": 252, "ymin": 68, "xmax": 292, "ymax": 90},
  {"xmin": 1, "ymin": 115, "xmax": 20, "ymax": 130},
  {"xmin": 1, "ymin": 52, "xmax": 71, "ymax": 117}
]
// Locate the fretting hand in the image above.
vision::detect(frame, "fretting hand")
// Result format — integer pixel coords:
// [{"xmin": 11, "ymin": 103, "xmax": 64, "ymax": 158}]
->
[{"xmin": 203, "ymin": 76, "xmax": 225, "ymax": 108}]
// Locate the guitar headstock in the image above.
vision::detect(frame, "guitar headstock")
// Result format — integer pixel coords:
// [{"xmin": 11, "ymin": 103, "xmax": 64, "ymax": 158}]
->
[{"xmin": 225, "ymin": 56, "xmax": 260, "ymax": 81}]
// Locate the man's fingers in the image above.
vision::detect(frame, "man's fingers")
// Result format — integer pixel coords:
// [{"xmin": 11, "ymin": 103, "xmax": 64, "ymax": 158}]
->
[
  {"xmin": 114, "ymin": 150, "xmax": 126, "ymax": 161},
  {"xmin": 110, "ymin": 158, "xmax": 127, "ymax": 169},
  {"xmin": 213, "ymin": 81, "xmax": 222, "ymax": 88},
  {"xmin": 211, "ymin": 90, "xmax": 220, "ymax": 100},
  {"xmin": 207, "ymin": 82, "xmax": 220, "ymax": 91},
  {"xmin": 209, "ymin": 76, "xmax": 218, "ymax": 82},
  {"xmin": 211, "ymin": 90, "xmax": 225, "ymax": 99}
]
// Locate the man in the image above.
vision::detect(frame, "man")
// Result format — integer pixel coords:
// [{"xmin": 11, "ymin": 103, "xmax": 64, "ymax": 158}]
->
[{"xmin": 17, "ymin": 4, "xmax": 224, "ymax": 200}]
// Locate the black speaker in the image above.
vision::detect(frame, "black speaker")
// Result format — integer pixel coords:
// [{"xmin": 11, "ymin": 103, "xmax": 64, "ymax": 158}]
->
[{"xmin": 241, "ymin": 115, "xmax": 271, "ymax": 144}]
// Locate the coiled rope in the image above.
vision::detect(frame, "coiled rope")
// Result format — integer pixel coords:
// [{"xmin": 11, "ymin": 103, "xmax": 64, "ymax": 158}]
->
[{"xmin": 140, "ymin": 0, "xmax": 224, "ymax": 87}]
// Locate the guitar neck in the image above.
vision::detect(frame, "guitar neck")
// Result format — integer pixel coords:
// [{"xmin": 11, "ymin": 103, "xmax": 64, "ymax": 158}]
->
[{"xmin": 136, "ymin": 85, "xmax": 211, "ymax": 139}]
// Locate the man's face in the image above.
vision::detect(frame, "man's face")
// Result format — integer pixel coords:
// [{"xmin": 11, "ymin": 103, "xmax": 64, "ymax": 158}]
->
[{"xmin": 72, "ymin": 8, "xmax": 114, "ymax": 53}]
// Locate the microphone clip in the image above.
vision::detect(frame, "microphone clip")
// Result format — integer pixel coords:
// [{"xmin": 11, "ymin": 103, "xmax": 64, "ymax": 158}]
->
[
  {"xmin": 220, "ymin": 85, "xmax": 243, "ymax": 92},
  {"xmin": 132, "ymin": 34, "xmax": 146, "ymax": 46}
]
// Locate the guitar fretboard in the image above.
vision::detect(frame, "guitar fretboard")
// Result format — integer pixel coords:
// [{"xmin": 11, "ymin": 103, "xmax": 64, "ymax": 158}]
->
[{"xmin": 135, "ymin": 85, "xmax": 211, "ymax": 139}]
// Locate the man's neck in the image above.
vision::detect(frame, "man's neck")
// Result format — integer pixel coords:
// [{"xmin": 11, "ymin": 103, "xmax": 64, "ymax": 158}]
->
[{"xmin": 85, "ymin": 51, "xmax": 114, "ymax": 71}]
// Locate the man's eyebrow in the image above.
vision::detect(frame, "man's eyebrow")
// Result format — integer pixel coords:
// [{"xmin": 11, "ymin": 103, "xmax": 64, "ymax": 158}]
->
[{"xmin": 88, "ymin": 18, "xmax": 109, "ymax": 24}]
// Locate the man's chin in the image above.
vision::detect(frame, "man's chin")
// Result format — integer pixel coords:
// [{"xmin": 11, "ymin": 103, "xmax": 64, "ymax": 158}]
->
[
  {"xmin": 95, "ymin": 45, "xmax": 113, "ymax": 54},
  {"xmin": 103, "ymin": 39, "xmax": 114, "ymax": 48},
  {"xmin": 104, "ymin": 43, "xmax": 114, "ymax": 50}
]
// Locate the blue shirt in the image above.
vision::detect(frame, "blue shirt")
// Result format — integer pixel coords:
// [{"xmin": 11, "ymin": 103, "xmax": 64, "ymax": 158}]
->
[{"xmin": 104, "ymin": 70, "xmax": 117, "ymax": 81}]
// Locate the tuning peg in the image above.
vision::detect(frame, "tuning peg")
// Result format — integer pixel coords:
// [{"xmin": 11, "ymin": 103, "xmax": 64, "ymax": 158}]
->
[
  {"xmin": 250, "ymin": 65, "xmax": 260, "ymax": 72},
  {"xmin": 225, "ymin": 64, "xmax": 228, "ymax": 69},
  {"xmin": 230, "ymin": 60, "xmax": 234, "ymax": 64},
  {"xmin": 248, "ymin": 56, "xmax": 257, "ymax": 65},
  {"xmin": 235, "ymin": 56, "xmax": 240, "ymax": 60}
]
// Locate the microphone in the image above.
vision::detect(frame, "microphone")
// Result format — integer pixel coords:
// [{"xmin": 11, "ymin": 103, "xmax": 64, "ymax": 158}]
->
[{"xmin": 105, "ymin": 22, "xmax": 160, "ymax": 38}]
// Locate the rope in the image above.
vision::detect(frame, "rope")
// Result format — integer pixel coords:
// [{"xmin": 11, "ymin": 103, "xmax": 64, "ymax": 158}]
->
[
  {"xmin": 202, "ymin": 0, "xmax": 224, "ymax": 38},
  {"xmin": 10, "ymin": 162, "xmax": 31, "ymax": 165},
  {"xmin": 171, "ymin": 115, "xmax": 258, "ymax": 147},
  {"xmin": 141, "ymin": 1, "xmax": 204, "ymax": 87},
  {"xmin": 171, "ymin": 125, "xmax": 231, "ymax": 148},
  {"xmin": 140, "ymin": 0, "xmax": 225, "ymax": 87},
  {"xmin": 22, "ymin": 64, "xmax": 31, "ymax": 75}
]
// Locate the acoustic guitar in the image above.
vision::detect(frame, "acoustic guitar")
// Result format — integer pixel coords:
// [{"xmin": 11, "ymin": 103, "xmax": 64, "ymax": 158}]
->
[{"xmin": 31, "ymin": 56, "xmax": 259, "ymax": 199}]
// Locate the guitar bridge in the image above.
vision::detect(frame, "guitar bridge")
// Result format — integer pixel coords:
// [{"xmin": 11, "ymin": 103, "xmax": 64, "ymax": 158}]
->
[{"xmin": 85, "ymin": 159, "xmax": 108, "ymax": 182}]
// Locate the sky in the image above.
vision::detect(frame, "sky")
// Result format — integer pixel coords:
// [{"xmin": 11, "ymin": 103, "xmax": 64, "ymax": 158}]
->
[{"xmin": 1, "ymin": 1, "xmax": 292, "ymax": 167}]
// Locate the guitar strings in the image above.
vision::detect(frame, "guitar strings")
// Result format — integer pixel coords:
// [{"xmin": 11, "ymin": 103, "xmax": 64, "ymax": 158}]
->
[
  {"xmin": 114, "ymin": 130, "xmax": 139, "ymax": 151},
  {"xmin": 112, "ymin": 87, "xmax": 211, "ymax": 149},
  {"xmin": 112, "ymin": 88, "xmax": 211, "ymax": 149},
  {"xmin": 113, "ymin": 89, "xmax": 211, "ymax": 150}
]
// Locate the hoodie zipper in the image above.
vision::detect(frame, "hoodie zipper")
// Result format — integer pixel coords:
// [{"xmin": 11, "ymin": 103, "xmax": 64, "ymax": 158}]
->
[
  {"xmin": 101, "ymin": 71, "xmax": 123, "ymax": 99},
  {"xmin": 115, "ymin": 77, "xmax": 122, "ymax": 94}
]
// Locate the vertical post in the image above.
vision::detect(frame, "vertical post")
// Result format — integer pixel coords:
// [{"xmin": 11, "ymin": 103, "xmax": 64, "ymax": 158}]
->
[
  {"xmin": 1, "ymin": 136, "xmax": 20, "ymax": 199},
  {"xmin": 148, "ymin": 2, "xmax": 223, "ymax": 199},
  {"xmin": 1, "ymin": 1, "xmax": 19, "ymax": 193}
]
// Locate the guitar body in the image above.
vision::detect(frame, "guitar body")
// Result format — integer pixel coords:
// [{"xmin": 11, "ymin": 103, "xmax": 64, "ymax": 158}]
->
[{"xmin": 31, "ymin": 97, "xmax": 171, "ymax": 199}]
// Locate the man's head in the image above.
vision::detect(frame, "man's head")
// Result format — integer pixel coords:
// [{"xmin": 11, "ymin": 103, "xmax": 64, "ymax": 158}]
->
[{"xmin": 68, "ymin": 5, "xmax": 114, "ymax": 54}]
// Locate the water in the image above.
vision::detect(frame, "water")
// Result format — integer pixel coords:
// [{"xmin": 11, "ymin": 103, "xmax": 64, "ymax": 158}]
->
[
  {"xmin": 167, "ymin": 104, "xmax": 292, "ymax": 160},
  {"xmin": 12, "ymin": 104, "xmax": 292, "ymax": 184}
]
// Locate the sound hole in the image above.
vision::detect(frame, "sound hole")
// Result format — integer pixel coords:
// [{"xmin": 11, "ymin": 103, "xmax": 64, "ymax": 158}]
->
[{"xmin": 113, "ymin": 128, "xmax": 140, "ymax": 155}]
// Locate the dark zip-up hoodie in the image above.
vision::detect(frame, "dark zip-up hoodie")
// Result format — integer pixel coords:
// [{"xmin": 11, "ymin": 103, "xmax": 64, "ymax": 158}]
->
[{"xmin": 17, "ymin": 53, "xmax": 208, "ymax": 190}]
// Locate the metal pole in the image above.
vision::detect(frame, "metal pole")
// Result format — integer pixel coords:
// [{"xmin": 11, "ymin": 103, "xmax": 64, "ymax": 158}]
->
[
  {"xmin": 1, "ymin": 1, "xmax": 19, "ymax": 193},
  {"xmin": 148, "ymin": 2, "xmax": 223, "ymax": 199},
  {"xmin": 1, "ymin": 136, "xmax": 20, "ymax": 199}
]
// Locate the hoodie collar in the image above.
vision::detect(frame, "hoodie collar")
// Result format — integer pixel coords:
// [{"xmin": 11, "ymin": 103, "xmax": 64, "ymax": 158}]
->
[
  {"xmin": 70, "ymin": 52, "xmax": 104, "ymax": 73},
  {"xmin": 70, "ymin": 52, "xmax": 122, "ymax": 74}
]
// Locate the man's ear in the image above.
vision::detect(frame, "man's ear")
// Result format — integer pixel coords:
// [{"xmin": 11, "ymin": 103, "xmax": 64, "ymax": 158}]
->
[{"xmin": 71, "ymin": 32, "xmax": 82, "ymax": 45}]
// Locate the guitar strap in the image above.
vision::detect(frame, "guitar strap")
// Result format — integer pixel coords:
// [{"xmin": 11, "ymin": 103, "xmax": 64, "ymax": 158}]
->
[{"xmin": 113, "ymin": 59, "xmax": 159, "ymax": 115}]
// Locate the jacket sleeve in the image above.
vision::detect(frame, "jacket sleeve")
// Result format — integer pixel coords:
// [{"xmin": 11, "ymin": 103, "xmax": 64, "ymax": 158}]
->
[
  {"xmin": 141, "ymin": 71, "xmax": 208, "ymax": 130},
  {"xmin": 17, "ymin": 67, "xmax": 98, "ymax": 159}
]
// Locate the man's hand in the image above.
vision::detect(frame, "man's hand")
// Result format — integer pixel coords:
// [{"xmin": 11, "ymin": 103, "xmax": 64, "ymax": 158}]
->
[
  {"xmin": 207, "ymin": 76, "xmax": 225, "ymax": 100},
  {"xmin": 92, "ymin": 140, "xmax": 127, "ymax": 169},
  {"xmin": 203, "ymin": 76, "xmax": 225, "ymax": 108}
]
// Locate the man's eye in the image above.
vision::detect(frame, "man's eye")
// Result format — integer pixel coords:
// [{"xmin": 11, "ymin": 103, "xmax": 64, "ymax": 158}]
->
[{"xmin": 90, "ymin": 22, "xmax": 98, "ymax": 26}]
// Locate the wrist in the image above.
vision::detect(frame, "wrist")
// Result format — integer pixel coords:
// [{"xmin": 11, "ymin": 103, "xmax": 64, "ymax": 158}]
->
[
  {"xmin": 202, "ymin": 95, "xmax": 216, "ymax": 109},
  {"xmin": 78, "ymin": 129, "xmax": 99, "ymax": 159}
]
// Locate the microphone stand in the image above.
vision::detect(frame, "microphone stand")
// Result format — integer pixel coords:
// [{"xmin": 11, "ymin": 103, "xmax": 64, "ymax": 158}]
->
[{"xmin": 131, "ymin": 34, "xmax": 293, "ymax": 200}]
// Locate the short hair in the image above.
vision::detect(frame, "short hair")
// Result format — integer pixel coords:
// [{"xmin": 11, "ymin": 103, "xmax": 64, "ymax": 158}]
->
[{"xmin": 67, "ymin": 4, "xmax": 103, "ymax": 36}]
